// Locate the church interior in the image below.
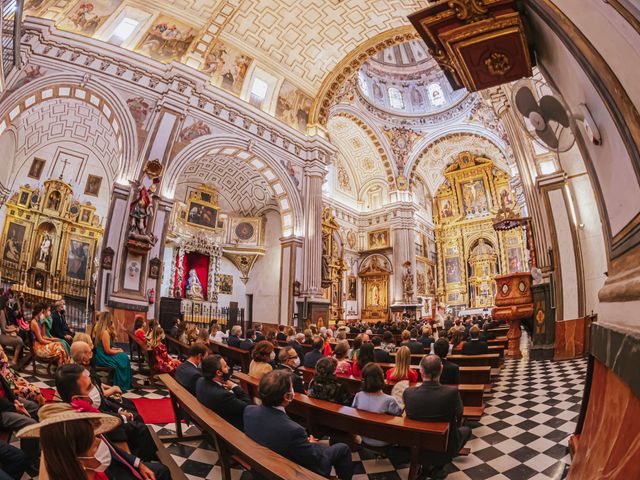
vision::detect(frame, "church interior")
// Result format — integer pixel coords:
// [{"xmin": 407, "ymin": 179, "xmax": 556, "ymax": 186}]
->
[{"xmin": 0, "ymin": 0, "xmax": 636, "ymax": 479}]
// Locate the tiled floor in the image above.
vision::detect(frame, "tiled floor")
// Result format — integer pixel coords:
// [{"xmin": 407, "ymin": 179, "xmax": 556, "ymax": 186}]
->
[{"xmin": 20, "ymin": 344, "xmax": 587, "ymax": 480}]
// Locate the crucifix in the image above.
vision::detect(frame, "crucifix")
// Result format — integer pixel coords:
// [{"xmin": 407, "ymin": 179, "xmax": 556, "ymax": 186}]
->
[{"xmin": 58, "ymin": 158, "xmax": 71, "ymax": 181}]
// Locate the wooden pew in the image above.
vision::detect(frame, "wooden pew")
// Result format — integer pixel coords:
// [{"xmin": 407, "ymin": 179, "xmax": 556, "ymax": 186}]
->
[
  {"xmin": 159, "ymin": 374, "xmax": 325, "ymax": 480},
  {"xmin": 165, "ymin": 335, "xmax": 190, "ymax": 360},
  {"xmin": 488, "ymin": 336, "xmax": 508, "ymax": 349},
  {"xmin": 147, "ymin": 425, "xmax": 188, "ymax": 480},
  {"xmin": 234, "ymin": 372, "xmax": 451, "ymax": 480},
  {"xmin": 298, "ymin": 367, "xmax": 484, "ymax": 408},
  {"xmin": 209, "ymin": 341, "xmax": 251, "ymax": 373},
  {"xmin": 447, "ymin": 353, "xmax": 500, "ymax": 369},
  {"xmin": 488, "ymin": 326, "xmax": 509, "ymax": 337}
]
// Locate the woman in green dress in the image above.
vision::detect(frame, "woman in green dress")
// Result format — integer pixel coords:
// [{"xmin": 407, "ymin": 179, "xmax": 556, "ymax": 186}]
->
[{"xmin": 91, "ymin": 311, "xmax": 132, "ymax": 391}]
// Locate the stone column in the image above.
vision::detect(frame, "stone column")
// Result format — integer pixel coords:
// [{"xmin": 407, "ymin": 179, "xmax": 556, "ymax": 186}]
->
[
  {"xmin": 279, "ymin": 236, "xmax": 303, "ymax": 326},
  {"xmin": 301, "ymin": 160, "xmax": 327, "ymax": 298},
  {"xmin": 389, "ymin": 203, "xmax": 418, "ymax": 305}
]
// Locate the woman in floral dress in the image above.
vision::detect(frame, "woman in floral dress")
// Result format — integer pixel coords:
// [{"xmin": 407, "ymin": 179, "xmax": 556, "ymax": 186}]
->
[
  {"xmin": 30, "ymin": 303, "xmax": 69, "ymax": 367},
  {"xmin": 0, "ymin": 344, "xmax": 44, "ymax": 404},
  {"xmin": 147, "ymin": 325, "xmax": 181, "ymax": 373}
]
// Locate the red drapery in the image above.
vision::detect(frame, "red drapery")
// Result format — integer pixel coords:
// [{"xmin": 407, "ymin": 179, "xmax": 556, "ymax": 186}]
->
[{"xmin": 176, "ymin": 252, "xmax": 210, "ymax": 300}]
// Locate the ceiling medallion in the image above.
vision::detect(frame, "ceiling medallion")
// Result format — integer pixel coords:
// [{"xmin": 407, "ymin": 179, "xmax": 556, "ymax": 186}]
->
[
  {"xmin": 396, "ymin": 175, "xmax": 408, "ymax": 191},
  {"xmin": 485, "ymin": 52, "xmax": 511, "ymax": 76}
]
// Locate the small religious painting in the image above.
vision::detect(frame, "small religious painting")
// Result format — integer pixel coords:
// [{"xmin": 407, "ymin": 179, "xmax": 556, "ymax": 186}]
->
[
  {"xmin": 275, "ymin": 80, "xmax": 313, "ymax": 132},
  {"xmin": 346, "ymin": 231, "xmax": 357, "ymax": 250},
  {"xmin": 46, "ymin": 191, "xmax": 62, "ymax": 211},
  {"xmin": 3, "ymin": 222, "xmax": 26, "ymax": 263},
  {"xmin": 203, "ymin": 40, "xmax": 253, "ymax": 96},
  {"xmin": 439, "ymin": 198, "xmax": 454, "ymax": 218},
  {"xmin": 460, "ymin": 179, "xmax": 489, "ymax": 217},
  {"xmin": 368, "ymin": 229, "xmax": 389, "ymax": 250},
  {"xmin": 347, "ymin": 276, "xmax": 357, "ymax": 301},
  {"xmin": 58, "ymin": 0, "xmax": 122, "ymax": 36},
  {"xmin": 498, "ymin": 186, "xmax": 514, "ymax": 207},
  {"xmin": 178, "ymin": 120, "xmax": 211, "ymax": 143},
  {"xmin": 508, "ymin": 247, "xmax": 523, "ymax": 273},
  {"xmin": 445, "ymin": 257, "xmax": 461, "ymax": 284},
  {"xmin": 427, "ymin": 264, "xmax": 436, "ymax": 295},
  {"xmin": 19, "ymin": 192, "xmax": 30, "ymax": 206},
  {"xmin": 33, "ymin": 271, "xmax": 46, "ymax": 290},
  {"xmin": 217, "ymin": 274, "xmax": 233, "ymax": 295},
  {"xmin": 80, "ymin": 209, "xmax": 92, "ymax": 224},
  {"xmin": 127, "ymin": 96, "xmax": 150, "ymax": 124},
  {"xmin": 101, "ymin": 247, "xmax": 114, "ymax": 270},
  {"xmin": 187, "ymin": 201, "xmax": 218, "ymax": 230},
  {"xmin": 366, "ymin": 280, "xmax": 386, "ymax": 308},
  {"xmin": 84, "ymin": 175, "xmax": 102, "ymax": 196},
  {"xmin": 66, "ymin": 239, "xmax": 90, "ymax": 280},
  {"xmin": 149, "ymin": 257, "xmax": 161, "ymax": 279},
  {"xmin": 28, "ymin": 158, "xmax": 46, "ymax": 179},
  {"xmin": 136, "ymin": 15, "xmax": 195, "ymax": 63}
]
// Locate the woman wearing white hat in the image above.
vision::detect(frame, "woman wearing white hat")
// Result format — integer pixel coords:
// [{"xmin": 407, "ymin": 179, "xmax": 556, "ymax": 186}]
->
[{"xmin": 18, "ymin": 402, "xmax": 167, "ymax": 480}]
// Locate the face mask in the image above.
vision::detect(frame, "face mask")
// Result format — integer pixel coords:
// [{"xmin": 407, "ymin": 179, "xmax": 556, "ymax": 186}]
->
[
  {"xmin": 269, "ymin": 351, "xmax": 276, "ymax": 361},
  {"xmin": 88, "ymin": 386, "xmax": 101, "ymax": 407},
  {"xmin": 292, "ymin": 357, "xmax": 300, "ymax": 368},
  {"xmin": 79, "ymin": 439, "xmax": 111, "ymax": 473},
  {"xmin": 221, "ymin": 371, "xmax": 232, "ymax": 382}
]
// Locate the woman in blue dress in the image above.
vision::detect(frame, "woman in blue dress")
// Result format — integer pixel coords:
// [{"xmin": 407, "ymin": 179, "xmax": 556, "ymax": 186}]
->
[{"xmin": 91, "ymin": 311, "xmax": 132, "ymax": 391}]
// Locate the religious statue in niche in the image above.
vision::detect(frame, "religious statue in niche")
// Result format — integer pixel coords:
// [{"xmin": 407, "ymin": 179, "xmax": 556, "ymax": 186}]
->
[
  {"xmin": 185, "ymin": 269, "xmax": 205, "ymax": 301},
  {"xmin": 402, "ymin": 261, "xmax": 415, "ymax": 303},
  {"xmin": 128, "ymin": 181, "xmax": 157, "ymax": 244},
  {"xmin": 37, "ymin": 234, "xmax": 52, "ymax": 264}
]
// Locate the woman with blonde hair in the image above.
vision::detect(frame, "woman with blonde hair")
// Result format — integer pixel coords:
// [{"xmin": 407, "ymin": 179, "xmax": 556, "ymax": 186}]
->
[
  {"xmin": 92, "ymin": 311, "xmax": 132, "ymax": 391},
  {"xmin": 148, "ymin": 325, "xmax": 181, "ymax": 373},
  {"xmin": 385, "ymin": 346, "xmax": 418, "ymax": 384}
]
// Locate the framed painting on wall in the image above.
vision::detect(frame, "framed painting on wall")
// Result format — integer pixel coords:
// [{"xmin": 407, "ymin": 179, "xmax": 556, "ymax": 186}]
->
[
  {"xmin": 28, "ymin": 158, "xmax": 46, "ymax": 180},
  {"xmin": 367, "ymin": 229, "xmax": 389, "ymax": 250},
  {"xmin": 3, "ymin": 222, "xmax": 26, "ymax": 263},
  {"xmin": 445, "ymin": 257, "xmax": 461, "ymax": 284},
  {"xmin": 217, "ymin": 274, "xmax": 233, "ymax": 295},
  {"xmin": 347, "ymin": 276, "xmax": 357, "ymax": 301},
  {"xmin": 66, "ymin": 239, "xmax": 91, "ymax": 281},
  {"xmin": 84, "ymin": 175, "xmax": 102, "ymax": 197}
]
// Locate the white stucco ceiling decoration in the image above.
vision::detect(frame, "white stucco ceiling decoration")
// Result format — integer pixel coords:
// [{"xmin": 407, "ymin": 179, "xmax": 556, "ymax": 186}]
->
[
  {"xmin": 411, "ymin": 132, "xmax": 510, "ymax": 195},
  {"xmin": 223, "ymin": 0, "xmax": 422, "ymax": 93},
  {"xmin": 327, "ymin": 116, "xmax": 388, "ymax": 189},
  {"xmin": 175, "ymin": 154, "xmax": 274, "ymax": 216}
]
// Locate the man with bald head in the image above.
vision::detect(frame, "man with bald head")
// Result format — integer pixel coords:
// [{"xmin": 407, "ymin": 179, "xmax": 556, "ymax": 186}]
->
[{"xmin": 403, "ymin": 354, "xmax": 471, "ymax": 479}]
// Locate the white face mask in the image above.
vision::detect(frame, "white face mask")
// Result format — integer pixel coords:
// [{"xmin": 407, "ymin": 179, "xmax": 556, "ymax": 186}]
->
[
  {"xmin": 80, "ymin": 439, "xmax": 112, "ymax": 473},
  {"xmin": 292, "ymin": 357, "xmax": 300, "ymax": 368},
  {"xmin": 269, "ymin": 351, "xmax": 276, "ymax": 361}
]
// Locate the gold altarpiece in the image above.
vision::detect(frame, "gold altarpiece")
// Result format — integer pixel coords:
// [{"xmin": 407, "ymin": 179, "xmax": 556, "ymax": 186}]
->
[
  {"xmin": 321, "ymin": 208, "xmax": 345, "ymax": 323},
  {"xmin": 0, "ymin": 179, "xmax": 103, "ymax": 299},
  {"xmin": 434, "ymin": 152, "xmax": 525, "ymax": 308},
  {"xmin": 359, "ymin": 254, "xmax": 392, "ymax": 322}
]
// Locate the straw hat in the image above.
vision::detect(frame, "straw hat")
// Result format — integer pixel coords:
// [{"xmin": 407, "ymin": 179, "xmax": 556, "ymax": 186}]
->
[{"xmin": 16, "ymin": 402, "xmax": 121, "ymax": 439}]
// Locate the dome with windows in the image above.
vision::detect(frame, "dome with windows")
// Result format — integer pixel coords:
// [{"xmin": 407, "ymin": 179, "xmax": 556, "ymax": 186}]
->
[{"xmin": 357, "ymin": 41, "xmax": 467, "ymax": 115}]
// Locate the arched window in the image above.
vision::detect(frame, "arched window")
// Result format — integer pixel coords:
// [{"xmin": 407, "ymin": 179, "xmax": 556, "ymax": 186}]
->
[
  {"xmin": 388, "ymin": 87, "xmax": 404, "ymax": 109},
  {"xmin": 428, "ymin": 83, "xmax": 446, "ymax": 107}
]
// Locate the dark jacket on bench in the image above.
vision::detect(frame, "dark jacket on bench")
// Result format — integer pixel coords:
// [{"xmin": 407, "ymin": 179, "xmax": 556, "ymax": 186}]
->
[
  {"xmin": 461, "ymin": 339, "xmax": 489, "ymax": 356},
  {"xmin": 195, "ymin": 377, "xmax": 252, "ymax": 431},
  {"xmin": 244, "ymin": 405, "xmax": 335, "ymax": 477},
  {"xmin": 175, "ymin": 360, "xmax": 201, "ymax": 396}
]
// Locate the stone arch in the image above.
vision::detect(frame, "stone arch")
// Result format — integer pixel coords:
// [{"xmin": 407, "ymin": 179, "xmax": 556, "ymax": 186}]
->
[
  {"xmin": 309, "ymin": 26, "xmax": 420, "ymax": 127},
  {"xmin": 408, "ymin": 130, "xmax": 511, "ymax": 195},
  {"xmin": 0, "ymin": 73, "xmax": 139, "ymax": 181},
  {"xmin": 163, "ymin": 135, "xmax": 303, "ymax": 237},
  {"xmin": 329, "ymin": 111, "xmax": 396, "ymax": 188}
]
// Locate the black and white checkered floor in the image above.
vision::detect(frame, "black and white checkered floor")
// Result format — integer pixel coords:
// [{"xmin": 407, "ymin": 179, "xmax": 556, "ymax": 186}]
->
[{"xmin": 19, "ymin": 347, "xmax": 587, "ymax": 480}]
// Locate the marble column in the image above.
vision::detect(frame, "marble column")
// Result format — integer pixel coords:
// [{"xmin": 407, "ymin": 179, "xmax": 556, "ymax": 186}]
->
[
  {"xmin": 279, "ymin": 236, "xmax": 303, "ymax": 326},
  {"xmin": 390, "ymin": 203, "xmax": 418, "ymax": 305},
  {"xmin": 301, "ymin": 160, "xmax": 327, "ymax": 298}
]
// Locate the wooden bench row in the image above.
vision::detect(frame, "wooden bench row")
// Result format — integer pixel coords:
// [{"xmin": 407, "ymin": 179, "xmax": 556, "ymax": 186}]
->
[{"xmin": 234, "ymin": 372, "xmax": 456, "ymax": 480}]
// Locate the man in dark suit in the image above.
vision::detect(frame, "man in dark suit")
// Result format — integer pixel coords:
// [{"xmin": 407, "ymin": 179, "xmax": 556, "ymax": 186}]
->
[
  {"xmin": 433, "ymin": 338, "xmax": 459, "ymax": 385},
  {"xmin": 287, "ymin": 333, "xmax": 305, "ymax": 360},
  {"xmin": 303, "ymin": 336, "xmax": 324, "ymax": 368},
  {"xmin": 196, "ymin": 355, "xmax": 252, "ymax": 431},
  {"xmin": 239, "ymin": 329, "xmax": 255, "ymax": 350},
  {"xmin": 276, "ymin": 346, "xmax": 305, "ymax": 393},
  {"xmin": 254, "ymin": 324, "xmax": 265, "ymax": 342},
  {"xmin": 371, "ymin": 336, "xmax": 391, "ymax": 363},
  {"xmin": 400, "ymin": 329, "xmax": 425, "ymax": 354},
  {"xmin": 461, "ymin": 325, "xmax": 489, "ymax": 355},
  {"xmin": 417, "ymin": 326, "xmax": 434, "ymax": 352},
  {"xmin": 244, "ymin": 370, "xmax": 353, "ymax": 479},
  {"xmin": 50, "ymin": 299, "xmax": 74, "ymax": 343},
  {"xmin": 403, "ymin": 355, "xmax": 470, "ymax": 478},
  {"xmin": 227, "ymin": 325, "xmax": 243, "ymax": 348},
  {"xmin": 175, "ymin": 343, "xmax": 208, "ymax": 395},
  {"xmin": 276, "ymin": 325, "xmax": 287, "ymax": 342}
]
